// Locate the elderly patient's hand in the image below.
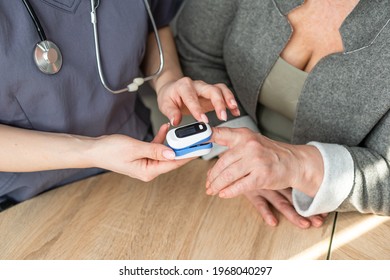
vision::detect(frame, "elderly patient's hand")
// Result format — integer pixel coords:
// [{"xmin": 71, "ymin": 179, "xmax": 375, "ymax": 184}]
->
[
  {"xmin": 205, "ymin": 127, "xmax": 324, "ymax": 199},
  {"xmin": 245, "ymin": 188, "xmax": 327, "ymax": 229}
]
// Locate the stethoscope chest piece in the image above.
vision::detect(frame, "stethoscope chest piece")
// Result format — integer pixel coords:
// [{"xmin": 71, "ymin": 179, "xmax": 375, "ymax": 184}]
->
[{"xmin": 34, "ymin": 40, "xmax": 62, "ymax": 74}]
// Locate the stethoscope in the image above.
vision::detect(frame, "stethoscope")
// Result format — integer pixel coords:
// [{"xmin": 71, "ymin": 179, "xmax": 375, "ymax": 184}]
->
[{"xmin": 21, "ymin": 0, "xmax": 164, "ymax": 93}]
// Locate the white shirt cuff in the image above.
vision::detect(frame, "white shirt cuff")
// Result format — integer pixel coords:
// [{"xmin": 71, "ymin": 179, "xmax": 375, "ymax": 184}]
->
[{"xmin": 292, "ymin": 142, "xmax": 354, "ymax": 216}]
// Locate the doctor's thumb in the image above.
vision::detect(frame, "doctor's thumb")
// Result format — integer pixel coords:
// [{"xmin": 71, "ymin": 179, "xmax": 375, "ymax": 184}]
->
[{"xmin": 143, "ymin": 143, "xmax": 176, "ymax": 161}]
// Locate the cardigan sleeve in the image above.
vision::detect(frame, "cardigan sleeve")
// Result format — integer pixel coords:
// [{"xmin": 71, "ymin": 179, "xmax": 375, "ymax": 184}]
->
[
  {"xmin": 294, "ymin": 110, "xmax": 390, "ymax": 216},
  {"xmin": 339, "ymin": 109, "xmax": 390, "ymax": 215},
  {"xmin": 175, "ymin": 0, "xmax": 390, "ymax": 216},
  {"xmin": 174, "ymin": 0, "xmax": 236, "ymax": 92},
  {"xmin": 174, "ymin": 0, "xmax": 249, "ymax": 127}
]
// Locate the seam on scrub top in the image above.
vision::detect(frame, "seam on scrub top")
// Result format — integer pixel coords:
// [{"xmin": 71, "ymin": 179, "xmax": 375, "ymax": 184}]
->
[
  {"xmin": 39, "ymin": 0, "xmax": 81, "ymax": 14},
  {"xmin": 12, "ymin": 95, "xmax": 34, "ymax": 130}
]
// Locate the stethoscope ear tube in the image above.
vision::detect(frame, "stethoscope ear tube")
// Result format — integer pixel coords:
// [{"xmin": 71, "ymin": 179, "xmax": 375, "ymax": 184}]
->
[
  {"xmin": 22, "ymin": 0, "xmax": 163, "ymax": 91},
  {"xmin": 90, "ymin": 0, "xmax": 165, "ymax": 93},
  {"xmin": 22, "ymin": 0, "xmax": 47, "ymax": 41}
]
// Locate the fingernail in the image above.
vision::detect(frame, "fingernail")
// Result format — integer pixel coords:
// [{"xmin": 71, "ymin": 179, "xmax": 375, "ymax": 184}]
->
[
  {"xmin": 201, "ymin": 114, "xmax": 209, "ymax": 124},
  {"xmin": 221, "ymin": 110, "xmax": 227, "ymax": 121},
  {"xmin": 219, "ymin": 192, "xmax": 227, "ymax": 198},
  {"xmin": 170, "ymin": 117, "xmax": 175, "ymax": 126},
  {"xmin": 299, "ymin": 218, "xmax": 310, "ymax": 228},
  {"xmin": 313, "ymin": 217, "xmax": 323, "ymax": 227},
  {"xmin": 163, "ymin": 122, "xmax": 170, "ymax": 131},
  {"xmin": 163, "ymin": 150, "xmax": 176, "ymax": 160},
  {"xmin": 230, "ymin": 99, "xmax": 238, "ymax": 108},
  {"xmin": 267, "ymin": 217, "xmax": 278, "ymax": 227}
]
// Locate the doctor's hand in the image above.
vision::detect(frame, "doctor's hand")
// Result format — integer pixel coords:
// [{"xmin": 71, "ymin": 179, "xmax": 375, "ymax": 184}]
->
[
  {"xmin": 205, "ymin": 127, "xmax": 324, "ymax": 199},
  {"xmin": 91, "ymin": 123, "xmax": 191, "ymax": 181},
  {"xmin": 245, "ymin": 188, "xmax": 328, "ymax": 229},
  {"xmin": 156, "ymin": 77, "xmax": 240, "ymax": 126}
]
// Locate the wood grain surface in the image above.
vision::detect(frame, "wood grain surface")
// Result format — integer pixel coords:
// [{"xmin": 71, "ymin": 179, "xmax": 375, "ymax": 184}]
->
[
  {"xmin": 0, "ymin": 159, "xmax": 335, "ymax": 260},
  {"xmin": 330, "ymin": 212, "xmax": 390, "ymax": 260}
]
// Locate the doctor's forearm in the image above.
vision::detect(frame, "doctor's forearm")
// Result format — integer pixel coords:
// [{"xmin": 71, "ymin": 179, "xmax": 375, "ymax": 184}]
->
[
  {"xmin": 143, "ymin": 26, "xmax": 184, "ymax": 93},
  {"xmin": 0, "ymin": 124, "xmax": 95, "ymax": 172}
]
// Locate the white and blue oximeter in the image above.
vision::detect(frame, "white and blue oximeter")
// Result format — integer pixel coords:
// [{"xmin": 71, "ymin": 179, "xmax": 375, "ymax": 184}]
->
[{"xmin": 166, "ymin": 122, "xmax": 213, "ymax": 159}]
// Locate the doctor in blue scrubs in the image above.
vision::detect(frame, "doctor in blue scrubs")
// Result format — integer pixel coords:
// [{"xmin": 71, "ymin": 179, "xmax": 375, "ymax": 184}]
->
[{"xmin": 0, "ymin": 0, "xmax": 239, "ymax": 207}]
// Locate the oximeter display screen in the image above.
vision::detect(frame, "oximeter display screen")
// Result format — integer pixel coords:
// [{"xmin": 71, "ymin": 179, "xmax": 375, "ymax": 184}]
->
[{"xmin": 175, "ymin": 122, "xmax": 207, "ymax": 138}]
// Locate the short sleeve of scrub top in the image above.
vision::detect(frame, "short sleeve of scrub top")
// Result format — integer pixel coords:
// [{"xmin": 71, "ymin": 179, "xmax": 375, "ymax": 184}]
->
[{"xmin": 0, "ymin": 0, "xmax": 176, "ymax": 202}]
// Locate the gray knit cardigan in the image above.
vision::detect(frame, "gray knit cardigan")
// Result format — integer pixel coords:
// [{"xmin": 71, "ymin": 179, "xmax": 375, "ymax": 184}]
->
[{"xmin": 175, "ymin": 0, "xmax": 390, "ymax": 215}]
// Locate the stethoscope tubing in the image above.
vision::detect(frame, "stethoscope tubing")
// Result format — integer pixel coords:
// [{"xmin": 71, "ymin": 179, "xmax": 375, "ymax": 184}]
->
[
  {"xmin": 90, "ymin": 0, "xmax": 164, "ymax": 93},
  {"xmin": 21, "ymin": 0, "xmax": 47, "ymax": 41},
  {"xmin": 22, "ymin": 0, "xmax": 164, "ymax": 93}
]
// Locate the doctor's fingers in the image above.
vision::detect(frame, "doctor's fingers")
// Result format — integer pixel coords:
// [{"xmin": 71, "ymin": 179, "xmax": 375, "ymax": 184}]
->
[
  {"xmin": 151, "ymin": 123, "xmax": 170, "ymax": 144},
  {"xmin": 214, "ymin": 83, "xmax": 241, "ymax": 116},
  {"xmin": 194, "ymin": 81, "xmax": 240, "ymax": 119},
  {"xmin": 137, "ymin": 124, "xmax": 193, "ymax": 162},
  {"xmin": 172, "ymin": 77, "xmax": 209, "ymax": 124},
  {"xmin": 135, "ymin": 141, "xmax": 176, "ymax": 161},
  {"xmin": 139, "ymin": 158, "xmax": 191, "ymax": 182},
  {"xmin": 151, "ymin": 158, "xmax": 191, "ymax": 179},
  {"xmin": 158, "ymin": 93, "xmax": 184, "ymax": 127}
]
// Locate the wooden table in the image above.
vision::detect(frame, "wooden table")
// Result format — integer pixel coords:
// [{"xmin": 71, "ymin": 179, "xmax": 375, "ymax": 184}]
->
[
  {"xmin": 330, "ymin": 212, "xmax": 390, "ymax": 259},
  {"xmin": 0, "ymin": 159, "xmax": 385, "ymax": 260}
]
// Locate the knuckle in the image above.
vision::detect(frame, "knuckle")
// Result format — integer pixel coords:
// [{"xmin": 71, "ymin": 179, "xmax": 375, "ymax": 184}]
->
[
  {"xmin": 215, "ymin": 83, "xmax": 229, "ymax": 91},
  {"xmin": 179, "ymin": 77, "xmax": 193, "ymax": 86},
  {"xmin": 146, "ymin": 175, "xmax": 155, "ymax": 182},
  {"xmin": 255, "ymin": 199, "xmax": 268, "ymax": 209},
  {"xmin": 216, "ymin": 82, "xmax": 227, "ymax": 88},
  {"xmin": 151, "ymin": 147, "xmax": 160, "ymax": 160},
  {"xmin": 138, "ymin": 174, "xmax": 148, "ymax": 182},
  {"xmin": 216, "ymin": 157, "xmax": 228, "ymax": 169},
  {"xmin": 222, "ymin": 179, "xmax": 251, "ymax": 197},
  {"xmin": 201, "ymin": 84, "xmax": 222, "ymax": 96},
  {"xmin": 141, "ymin": 173, "xmax": 155, "ymax": 182},
  {"xmin": 236, "ymin": 127, "xmax": 252, "ymax": 136},
  {"xmin": 278, "ymin": 199, "xmax": 292, "ymax": 211},
  {"xmin": 246, "ymin": 138, "xmax": 260, "ymax": 150},
  {"xmin": 234, "ymin": 180, "xmax": 249, "ymax": 194},
  {"xmin": 221, "ymin": 170, "xmax": 234, "ymax": 183}
]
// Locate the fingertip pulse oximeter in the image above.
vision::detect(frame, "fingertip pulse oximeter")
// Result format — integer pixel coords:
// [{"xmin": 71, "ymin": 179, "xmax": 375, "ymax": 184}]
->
[{"xmin": 166, "ymin": 122, "xmax": 213, "ymax": 159}]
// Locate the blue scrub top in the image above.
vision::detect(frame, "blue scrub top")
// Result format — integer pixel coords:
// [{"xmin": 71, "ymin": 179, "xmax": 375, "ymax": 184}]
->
[{"xmin": 0, "ymin": 0, "xmax": 176, "ymax": 201}]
